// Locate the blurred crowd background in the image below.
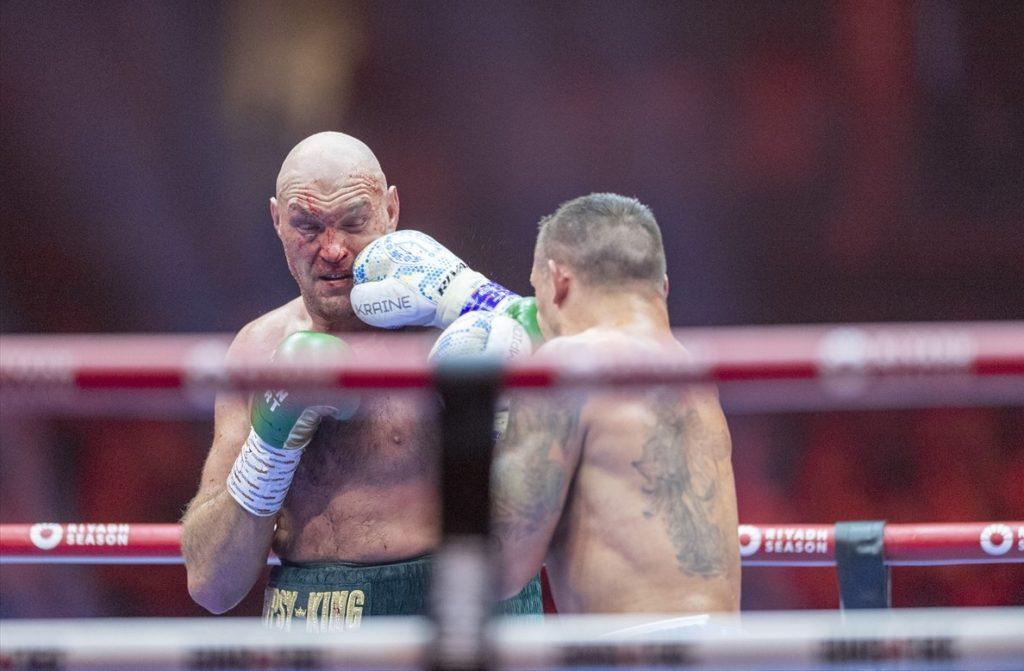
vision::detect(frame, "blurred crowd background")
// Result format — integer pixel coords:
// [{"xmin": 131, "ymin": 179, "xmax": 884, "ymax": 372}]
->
[{"xmin": 1, "ymin": 1, "xmax": 1021, "ymax": 616}]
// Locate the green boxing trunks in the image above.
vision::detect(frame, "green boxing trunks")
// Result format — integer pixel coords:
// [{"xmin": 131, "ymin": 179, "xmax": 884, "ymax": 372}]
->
[{"xmin": 263, "ymin": 554, "xmax": 542, "ymax": 632}]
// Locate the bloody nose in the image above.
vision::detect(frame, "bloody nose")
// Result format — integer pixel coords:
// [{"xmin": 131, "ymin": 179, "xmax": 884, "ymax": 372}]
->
[{"xmin": 320, "ymin": 233, "xmax": 349, "ymax": 263}]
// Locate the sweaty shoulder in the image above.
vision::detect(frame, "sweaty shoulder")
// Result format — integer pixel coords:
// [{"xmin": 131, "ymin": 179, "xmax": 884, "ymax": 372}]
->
[{"xmin": 227, "ymin": 298, "xmax": 312, "ymax": 363}]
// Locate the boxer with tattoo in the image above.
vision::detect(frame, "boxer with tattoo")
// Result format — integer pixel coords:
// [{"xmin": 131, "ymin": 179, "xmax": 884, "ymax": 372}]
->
[
  {"xmin": 397, "ymin": 194, "xmax": 740, "ymax": 613},
  {"xmin": 491, "ymin": 193, "xmax": 740, "ymax": 613}
]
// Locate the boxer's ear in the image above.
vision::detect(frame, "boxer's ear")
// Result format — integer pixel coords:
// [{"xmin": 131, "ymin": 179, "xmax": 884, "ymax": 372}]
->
[
  {"xmin": 549, "ymin": 260, "xmax": 571, "ymax": 307},
  {"xmin": 385, "ymin": 186, "xmax": 400, "ymax": 233},
  {"xmin": 270, "ymin": 197, "xmax": 281, "ymax": 232},
  {"xmin": 663, "ymin": 274, "xmax": 670, "ymax": 298}
]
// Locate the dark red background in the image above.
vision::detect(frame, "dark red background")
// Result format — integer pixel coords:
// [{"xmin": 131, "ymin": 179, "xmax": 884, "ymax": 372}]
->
[{"xmin": 1, "ymin": 1, "xmax": 1022, "ymax": 615}]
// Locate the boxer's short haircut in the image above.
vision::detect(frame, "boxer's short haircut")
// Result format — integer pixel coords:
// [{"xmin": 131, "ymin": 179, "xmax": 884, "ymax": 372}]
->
[{"xmin": 536, "ymin": 193, "xmax": 666, "ymax": 288}]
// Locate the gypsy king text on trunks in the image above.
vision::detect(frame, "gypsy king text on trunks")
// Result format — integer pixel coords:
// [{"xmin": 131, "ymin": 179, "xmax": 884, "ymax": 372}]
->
[{"xmin": 263, "ymin": 587, "xmax": 365, "ymax": 632}]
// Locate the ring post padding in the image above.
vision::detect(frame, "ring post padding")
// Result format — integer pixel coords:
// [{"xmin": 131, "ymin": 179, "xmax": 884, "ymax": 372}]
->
[
  {"xmin": 435, "ymin": 359, "xmax": 501, "ymax": 537},
  {"xmin": 834, "ymin": 520, "xmax": 890, "ymax": 609},
  {"xmin": 432, "ymin": 359, "xmax": 502, "ymax": 671}
]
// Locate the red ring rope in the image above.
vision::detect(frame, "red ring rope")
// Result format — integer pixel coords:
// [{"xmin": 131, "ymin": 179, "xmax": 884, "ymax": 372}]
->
[
  {"xmin": 2, "ymin": 521, "xmax": 1020, "ymax": 566},
  {"xmin": 2, "ymin": 322, "xmax": 1023, "ymax": 393}
]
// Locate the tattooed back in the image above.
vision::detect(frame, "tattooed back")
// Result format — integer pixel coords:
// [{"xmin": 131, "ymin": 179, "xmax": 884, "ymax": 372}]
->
[{"xmin": 544, "ymin": 330, "xmax": 740, "ymax": 614}]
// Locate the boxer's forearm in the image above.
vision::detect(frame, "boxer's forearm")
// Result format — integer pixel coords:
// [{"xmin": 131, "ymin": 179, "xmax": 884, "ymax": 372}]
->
[{"xmin": 181, "ymin": 489, "xmax": 276, "ymax": 614}]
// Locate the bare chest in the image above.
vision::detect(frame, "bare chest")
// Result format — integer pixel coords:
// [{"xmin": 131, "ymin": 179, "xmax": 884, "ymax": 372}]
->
[{"xmin": 292, "ymin": 393, "xmax": 439, "ymax": 491}]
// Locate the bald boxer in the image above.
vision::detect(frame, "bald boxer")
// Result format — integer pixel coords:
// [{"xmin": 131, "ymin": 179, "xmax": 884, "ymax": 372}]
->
[
  {"xmin": 491, "ymin": 194, "xmax": 740, "ymax": 613},
  {"xmin": 180, "ymin": 132, "xmax": 540, "ymax": 627}
]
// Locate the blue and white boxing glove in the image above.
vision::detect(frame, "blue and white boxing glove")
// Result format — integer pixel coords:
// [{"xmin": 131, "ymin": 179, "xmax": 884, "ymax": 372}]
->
[
  {"xmin": 429, "ymin": 310, "xmax": 532, "ymax": 362},
  {"xmin": 429, "ymin": 310, "xmax": 532, "ymax": 440},
  {"xmin": 351, "ymin": 230, "xmax": 540, "ymax": 339}
]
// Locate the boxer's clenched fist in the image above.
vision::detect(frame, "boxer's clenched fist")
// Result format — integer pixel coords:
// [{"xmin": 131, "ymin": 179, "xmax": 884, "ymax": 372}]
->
[
  {"xmin": 227, "ymin": 331, "xmax": 358, "ymax": 517},
  {"xmin": 429, "ymin": 310, "xmax": 532, "ymax": 440},
  {"xmin": 351, "ymin": 230, "xmax": 540, "ymax": 340}
]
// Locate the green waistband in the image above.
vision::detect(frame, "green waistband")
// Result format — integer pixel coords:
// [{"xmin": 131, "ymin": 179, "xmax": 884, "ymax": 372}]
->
[
  {"xmin": 272, "ymin": 554, "xmax": 434, "ymax": 587},
  {"xmin": 265, "ymin": 557, "xmax": 543, "ymax": 623}
]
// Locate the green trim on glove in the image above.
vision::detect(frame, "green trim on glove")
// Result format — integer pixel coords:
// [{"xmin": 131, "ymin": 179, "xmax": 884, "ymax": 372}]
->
[
  {"xmin": 251, "ymin": 331, "xmax": 353, "ymax": 449},
  {"xmin": 504, "ymin": 297, "xmax": 542, "ymax": 345}
]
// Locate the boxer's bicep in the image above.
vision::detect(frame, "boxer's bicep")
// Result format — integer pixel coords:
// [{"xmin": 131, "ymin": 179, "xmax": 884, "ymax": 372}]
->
[
  {"xmin": 491, "ymin": 391, "xmax": 582, "ymax": 594},
  {"xmin": 189, "ymin": 324, "xmax": 269, "ymax": 509}
]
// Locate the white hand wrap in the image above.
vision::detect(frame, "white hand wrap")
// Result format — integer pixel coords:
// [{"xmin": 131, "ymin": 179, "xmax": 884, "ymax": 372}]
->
[
  {"xmin": 227, "ymin": 428, "xmax": 304, "ymax": 517},
  {"xmin": 351, "ymin": 230, "xmax": 517, "ymax": 329}
]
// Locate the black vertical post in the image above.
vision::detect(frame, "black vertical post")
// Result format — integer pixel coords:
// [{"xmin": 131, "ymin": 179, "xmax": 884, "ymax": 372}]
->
[
  {"xmin": 431, "ymin": 359, "xmax": 501, "ymax": 671},
  {"xmin": 834, "ymin": 520, "xmax": 891, "ymax": 609}
]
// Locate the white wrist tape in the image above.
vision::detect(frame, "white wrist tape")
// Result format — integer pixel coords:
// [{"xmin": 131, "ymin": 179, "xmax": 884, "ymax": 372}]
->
[
  {"xmin": 435, "ymin": 269, "xmax": 489, "ymax": 327},
  {"xmin": 227, "ymin": 428, "xmax": 303, "ymax": 517}
]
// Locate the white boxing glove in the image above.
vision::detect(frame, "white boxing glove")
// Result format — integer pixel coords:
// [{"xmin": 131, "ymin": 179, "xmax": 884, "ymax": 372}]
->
[
  {"xmin": 351, "ymin": 230, "xmax": 522, "ymax": 329},
  {"xmin": 429, "ymin": 311, "xmax": 532, "ymax": 440},
  {"xmin": 429, "ymin": 310, "xmax": 532, "ymax": 362}
]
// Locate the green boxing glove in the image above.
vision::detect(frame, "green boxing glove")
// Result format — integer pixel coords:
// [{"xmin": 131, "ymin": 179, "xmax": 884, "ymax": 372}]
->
[
  {"xmin": 250, "ymin": 332, "xmax": 359, "ymax": 448},
  {"xmin": 228, "ymin": 332, "xmax": 359, "ymax": 516}
]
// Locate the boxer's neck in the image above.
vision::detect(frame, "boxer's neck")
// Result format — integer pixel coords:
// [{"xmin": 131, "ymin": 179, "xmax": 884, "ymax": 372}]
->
[{"xmin": 557, "ymin": 287, "xmax": 669, "ymax": 337}]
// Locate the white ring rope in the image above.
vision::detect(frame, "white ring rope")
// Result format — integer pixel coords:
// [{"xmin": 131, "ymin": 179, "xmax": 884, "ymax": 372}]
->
[{"xmin": 1, "ymin": 609, "xmax": 1021, "ymax": 670}]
